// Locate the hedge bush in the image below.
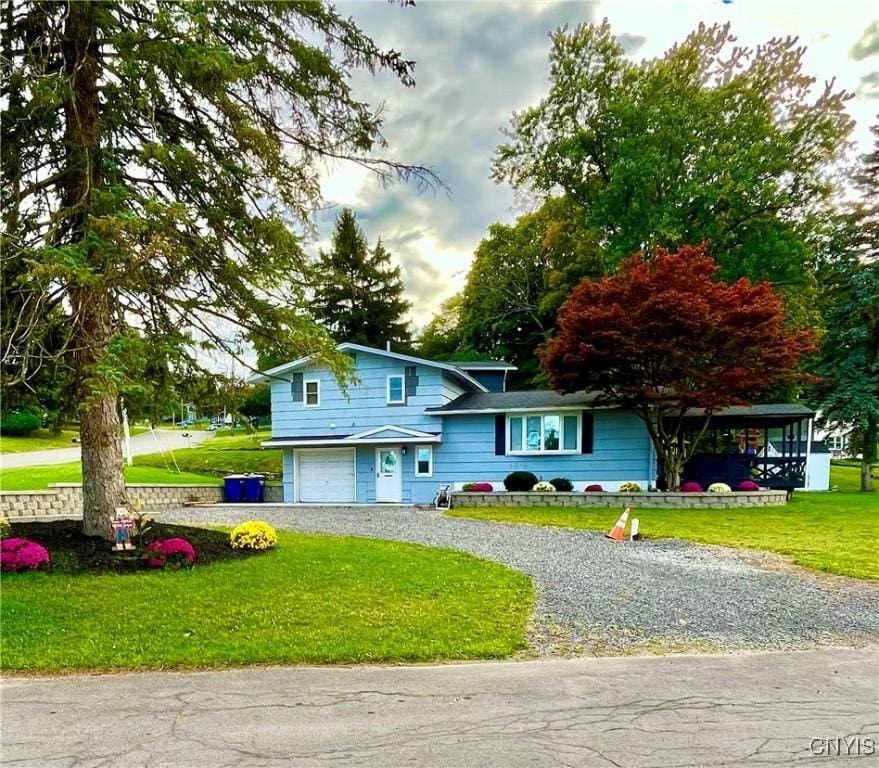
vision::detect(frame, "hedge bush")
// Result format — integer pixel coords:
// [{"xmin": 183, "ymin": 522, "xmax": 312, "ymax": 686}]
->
[
  {"xmin": 549, "ymin": 477, "xmax": 573, "ymax": 492},
  {"xmin": 503, "ymin": 471, "xmax": 538, "ymax": 492},
  {"xmin": 584, "ymin": 484, "xmax": 604, "ymax": 492},
  {"xmin": 0, "ymin": 410, "xmax": 42, "ymax": 436}
]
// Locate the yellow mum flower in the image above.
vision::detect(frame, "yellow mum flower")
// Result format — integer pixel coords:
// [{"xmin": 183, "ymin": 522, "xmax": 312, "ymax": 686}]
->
[{"xmin": 229, "ymin": 520, "xmax": 278, "ymax": 551}]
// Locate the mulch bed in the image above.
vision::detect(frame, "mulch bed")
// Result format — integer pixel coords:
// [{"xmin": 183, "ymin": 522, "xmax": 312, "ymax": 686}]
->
[{"xmin": 8, "ymin": 520, "xmax": 258, "ymax": 574}]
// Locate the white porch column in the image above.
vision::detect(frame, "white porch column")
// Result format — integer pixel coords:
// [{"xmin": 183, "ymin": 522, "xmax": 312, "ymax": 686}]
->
[{"xmin": 804, "ymin": 418, "xmax": 813, "ymax": 490}]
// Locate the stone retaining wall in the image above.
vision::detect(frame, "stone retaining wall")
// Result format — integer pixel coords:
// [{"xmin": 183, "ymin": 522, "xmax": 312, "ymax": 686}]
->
[
  {"xmin": 451, "ymin": 490, "xmax": 787, "ymax": 509},
  {"xmin": 1, "ymin": 482, "xmax": 283, "ymax": 519}
]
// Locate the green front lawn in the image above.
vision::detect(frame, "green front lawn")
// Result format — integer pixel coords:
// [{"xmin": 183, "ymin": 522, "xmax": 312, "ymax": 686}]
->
[
  {"xmin": 449, "ymin": 491, "xmax": 878, "ymax": 581},
  {"xmin": 134, "ymin": 446, "xmax": 281, "ymax": 477},
  {"xmin": 133, "ymin": 428, "xmax": 279, "ymax": 476},
  {"xmin": 0, "ymin": 429, "xmax": 81, "ymax": 453},
  {"xmin": 0, "ymin": 462, "xmax": 220, "ymax": 491},
  {"xmin": 1, "ymin": 530, "xmax": 533, "ymax": 673},
  {"xmin": 829, "ymin": 461, "xmax": 873, "ymax": 492}
]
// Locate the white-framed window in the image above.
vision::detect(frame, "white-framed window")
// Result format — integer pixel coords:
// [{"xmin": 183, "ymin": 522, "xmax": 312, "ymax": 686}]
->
[
  {"xmin": 304, "ymin": 379, "xmax": 320, "ymax": 407},
  {"xmin": 387, "ymin": 374, "xmax": 405, "ymax": 405},
  {"xmin": 415, "ymin": 445, "xmax": 433, "ymax": 477},
  {"xmin": 507, "ymin": 412, "xmax": 579, "ymax": 455}
]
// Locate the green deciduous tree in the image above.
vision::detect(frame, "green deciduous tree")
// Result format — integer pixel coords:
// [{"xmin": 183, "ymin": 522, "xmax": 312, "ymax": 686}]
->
[
  {"xmin": 1, "ymin": 1, "xmax": 431, "ymax": 536},
  {"xmin": 312, "ymin": 208, "xmax": 412, "ymax": 349},
  {"xmin": 493, "ymin": 20, "xmax": 853, "ymax": 314},
  {"xmin": 415, "ymin": 294, "xmax": 467, "ymax": 361},
  {"xmin": 452, "ymin": 197, "xmax": 602, "ymax": 386}
]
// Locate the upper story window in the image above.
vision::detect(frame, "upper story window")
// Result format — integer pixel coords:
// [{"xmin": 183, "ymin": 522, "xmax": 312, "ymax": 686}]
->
[
  {"xmin": 304, "ymin": 379, "xmax": 320, "ymax": 407},
  {"xmin": 508, "ymin": 412, "xmax": 579, "ymax": 454},
  {"xmin": 387, "ymin": 374, "xmax": 405, "ymax": 405}
]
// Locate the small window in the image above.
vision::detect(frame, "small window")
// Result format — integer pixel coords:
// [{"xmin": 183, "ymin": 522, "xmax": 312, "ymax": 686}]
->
[
  {"xmin": 304, "ymin": 379, "xmax": 320, "ymax": 407},
  {"xmin": 387, "ymin": 374, "xmax": 405, "ymax": 404},
  {"xmin": 415, "ymin": 445, "xmax": 433, "ymax": 477}
]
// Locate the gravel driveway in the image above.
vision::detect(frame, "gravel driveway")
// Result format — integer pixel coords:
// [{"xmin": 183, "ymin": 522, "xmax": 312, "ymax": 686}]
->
[{"xmin": 165, "ymin": 505, "xmax": 879, "ymax": 655}]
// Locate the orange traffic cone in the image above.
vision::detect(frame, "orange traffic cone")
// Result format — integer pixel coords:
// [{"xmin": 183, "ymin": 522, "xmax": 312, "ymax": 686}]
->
[{"xmin": 606, "ymin": 507, "xmax": 630, "ymax": 541}]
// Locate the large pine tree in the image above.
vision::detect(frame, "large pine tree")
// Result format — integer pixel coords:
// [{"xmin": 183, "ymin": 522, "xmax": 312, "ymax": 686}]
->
[
  {"xmin": 1, "ymin": 1, "xmax": 431, "ymax": 536},
  {"xmin": 312, "ymin": 209, "xmax": 412, "ymax": 348}
]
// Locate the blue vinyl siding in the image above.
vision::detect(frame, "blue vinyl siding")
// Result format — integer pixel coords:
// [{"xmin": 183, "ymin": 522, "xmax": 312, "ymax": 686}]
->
[
  {"xmin": 268, "ymin": 348, "xmax": 653, "ymax": 504},
  {"xmin": 467, "ymin": 371, "xmax": 506, "ymax": 392},
  {"xmin": 270, "ymin": 351, "xmax": 463, "ymax": 438},
  {"xmin": 407, "ymin": 410, "xmax": 652, "ymax": 504}
]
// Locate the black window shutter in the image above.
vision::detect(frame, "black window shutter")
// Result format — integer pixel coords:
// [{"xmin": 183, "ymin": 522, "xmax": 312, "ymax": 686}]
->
[
  {"xmin": 290, "ymin": 373, "xmax": 303, "ymax": 403},
  {"xmin": 495, "ymin": 414, "xmax": 506, "ymax": 455},
  {"xmin": 405, "ymin": 365, "xmax": 418, "ymax": 403},
  {"xmin": 581, "ymin": 412, "xmax": 594, "ymax": 454}
]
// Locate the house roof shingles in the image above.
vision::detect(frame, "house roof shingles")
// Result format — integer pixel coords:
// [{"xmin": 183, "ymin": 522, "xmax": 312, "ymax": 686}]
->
[
  {"xmin": 428, "ymin": 394, "xmax": 817, "ymax": 419},
  {"xmin": 425, "ymin": 390, "xmax": 606, "ymax": 413}
]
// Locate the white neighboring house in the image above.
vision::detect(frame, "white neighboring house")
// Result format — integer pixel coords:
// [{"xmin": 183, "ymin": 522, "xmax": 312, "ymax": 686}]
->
[
  {"xmin": 812, "ymin": 411, "xmax": 856, "ymax": 459},
  {"xmin": 813, "ymin": 426, "xmax": 852, "ymax": 459},
  {"xmin": 763, "ymin": 439, "xmax": 831, "ymax": 491}
]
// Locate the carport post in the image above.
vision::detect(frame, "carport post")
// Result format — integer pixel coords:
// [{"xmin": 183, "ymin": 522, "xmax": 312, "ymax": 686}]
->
[{"xmin": 804, "ymin": 418, "xmax": 813, "ymax": 489}]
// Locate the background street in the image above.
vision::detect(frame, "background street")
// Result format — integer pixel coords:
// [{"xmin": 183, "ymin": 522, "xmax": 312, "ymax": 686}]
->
[{"xmin": 0, "ymin": 429, "xmax": 211, "ymax": 469}]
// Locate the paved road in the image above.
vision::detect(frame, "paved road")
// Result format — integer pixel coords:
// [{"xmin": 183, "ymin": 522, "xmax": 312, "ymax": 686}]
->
[
  {"xmin": 2, "ymin": 649, "xmax": 876, "ymax": 767},
  {"xmin": 0, "ymin": 429, "xmax": 211, "ymax": 468},
  {"xmin": 165, "ymin": 505, "xmax": 879, "ymax": 654}
]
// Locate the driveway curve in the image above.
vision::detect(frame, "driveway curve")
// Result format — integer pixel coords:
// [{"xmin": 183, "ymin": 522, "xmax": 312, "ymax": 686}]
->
[{"xmin": 165, "ymin": 505, "xmax": 879, "ymax": 655}]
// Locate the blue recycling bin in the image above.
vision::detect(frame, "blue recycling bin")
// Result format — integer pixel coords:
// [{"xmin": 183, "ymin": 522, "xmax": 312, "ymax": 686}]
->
[
  {"xmin": 223, "ymin": 475, "xmax": 247, "ymax": 503},
  {"xmin": 242, "ymin": 474, "xmax": 266, "ymax": 503}
]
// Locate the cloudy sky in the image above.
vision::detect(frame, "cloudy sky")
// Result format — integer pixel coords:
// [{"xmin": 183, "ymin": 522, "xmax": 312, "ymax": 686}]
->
[{"xmin": 314, "ymin": 0, "xmax": 879, "ymax": 330}]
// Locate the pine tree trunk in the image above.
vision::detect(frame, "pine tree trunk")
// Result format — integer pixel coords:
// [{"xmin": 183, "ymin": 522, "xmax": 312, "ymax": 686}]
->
[
  {"xmin": 74, "ymin": 287, "xmax": 126, "ymax": 538},
  {"xmin": 61, "ymin": 2, "xmax": 126, "ymax": 538}
]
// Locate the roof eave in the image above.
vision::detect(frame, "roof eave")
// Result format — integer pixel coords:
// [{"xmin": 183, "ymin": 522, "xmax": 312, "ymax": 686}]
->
[
  {"xmin": 261, "ymin": 434, "xmax": 442, "ymax": 448},
  {"xmin": 247, "ymin": 343, "xmax": 489, "ymax": 392}
]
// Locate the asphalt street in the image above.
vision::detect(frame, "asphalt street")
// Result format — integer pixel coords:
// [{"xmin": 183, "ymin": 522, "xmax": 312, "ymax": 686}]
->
[{"xmin": 2, "ymin": 648, "xmax": 876, "ymax": 767}]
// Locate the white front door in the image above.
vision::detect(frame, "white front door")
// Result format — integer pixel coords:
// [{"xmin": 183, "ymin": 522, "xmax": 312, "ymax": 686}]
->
[{"xmin": 375, "ymin": 446, "xmax": 402, "ymax": 502}]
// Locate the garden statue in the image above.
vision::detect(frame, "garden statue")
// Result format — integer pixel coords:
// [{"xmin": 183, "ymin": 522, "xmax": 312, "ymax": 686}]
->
[{"xmin": 111, "ymin": 508, "xmax": 135, "ymax": 551}]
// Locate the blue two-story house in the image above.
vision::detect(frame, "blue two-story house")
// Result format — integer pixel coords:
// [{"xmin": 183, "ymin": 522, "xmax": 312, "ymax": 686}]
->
[{"xmin": 251, "ymin": 342, "xmax": 657, "ymax": 503}]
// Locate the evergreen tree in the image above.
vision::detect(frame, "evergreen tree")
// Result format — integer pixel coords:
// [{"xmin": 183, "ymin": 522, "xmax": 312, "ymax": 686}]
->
[
  {"xmin": 313, "ymin": 209, "xmax": 412, "ymax": 349},
  {"xmin": 813, "ymin": 121, "xmax": 879, "ymax": 491},
  {"xmin": 1, "ymin": 1, "xmax": 431, "ymax": 536}
]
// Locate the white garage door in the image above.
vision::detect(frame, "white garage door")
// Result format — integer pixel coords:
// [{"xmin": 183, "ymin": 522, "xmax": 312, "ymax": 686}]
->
[{"xmin": 297, "ymin": 449, "xmax": 356, "ymax": 503}]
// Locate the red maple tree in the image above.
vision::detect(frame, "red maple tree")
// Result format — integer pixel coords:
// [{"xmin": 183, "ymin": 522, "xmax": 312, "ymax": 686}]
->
[{"xmin": 540, "ymin": 244, "xmax": 816, "ymax": 490}]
